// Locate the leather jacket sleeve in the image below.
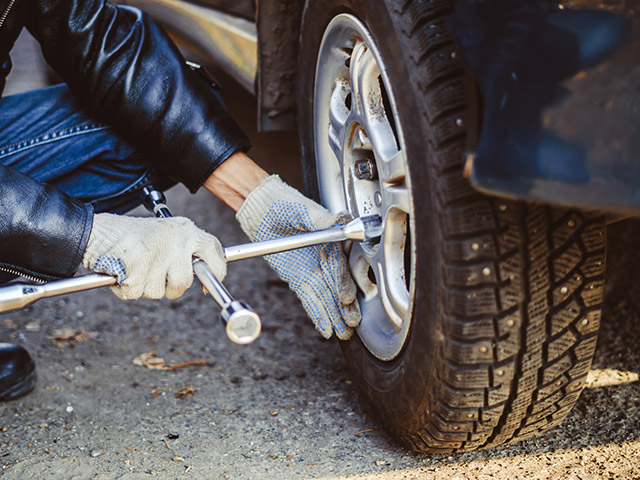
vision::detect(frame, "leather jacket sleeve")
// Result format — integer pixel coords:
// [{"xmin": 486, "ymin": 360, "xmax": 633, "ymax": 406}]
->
[
  {"xmin": 26, "ymin": 0, "xmax": 251, "ymax": 193},
  {"xmin": 0, "ymin": 1, "xmax": 252, "ymax": 280},
  {"xmin": 0, "ymin": 165, "xmax": 93, "ymax": 280}
]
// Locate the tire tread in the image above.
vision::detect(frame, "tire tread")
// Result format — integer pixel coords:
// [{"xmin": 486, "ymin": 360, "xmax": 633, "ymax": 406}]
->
[{"xmin": 384, "ymin": 0, "xmax": 605, "ymax": 453}]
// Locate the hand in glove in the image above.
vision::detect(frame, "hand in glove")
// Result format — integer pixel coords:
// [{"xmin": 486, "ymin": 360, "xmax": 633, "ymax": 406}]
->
[
  {"xmin": 82, "ymin": 213, "xmax": 226, "ymax": 300},
  {"xmin": 236, "ymin": 175, "xmax": 361, "ymax": 340}
]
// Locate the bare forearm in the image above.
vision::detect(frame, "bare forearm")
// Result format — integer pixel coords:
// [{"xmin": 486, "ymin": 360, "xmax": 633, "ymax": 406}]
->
[{"xmin": 202, "ymin": 152, "xmax": 269, "ymax": 211}]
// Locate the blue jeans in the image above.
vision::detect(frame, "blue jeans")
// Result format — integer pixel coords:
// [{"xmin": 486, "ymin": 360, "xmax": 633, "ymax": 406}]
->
[{"xmin": 0, "ymin": 84, "xmax": 174, "ymax": 214}]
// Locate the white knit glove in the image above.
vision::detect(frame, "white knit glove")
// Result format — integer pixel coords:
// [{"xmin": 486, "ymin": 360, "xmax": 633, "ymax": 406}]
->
[
  {"xmin": 82, "ymin": 213, "xmax": 226, "ymax": 300},
  {"xmin": 236, "ymin": 175, "xmax": 361, "ymax": 340}
]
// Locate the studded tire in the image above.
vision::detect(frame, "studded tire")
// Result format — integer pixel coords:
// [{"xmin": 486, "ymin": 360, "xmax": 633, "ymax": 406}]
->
[{"xmin": 297, "ymin": 0, "xmax": 606, "ymax": 453}]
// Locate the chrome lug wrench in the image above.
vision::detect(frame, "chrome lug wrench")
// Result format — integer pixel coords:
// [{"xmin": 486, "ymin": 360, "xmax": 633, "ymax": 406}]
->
[{"xmin": 0, "ymin": 189, "xmax": 382, "ymax": 343}]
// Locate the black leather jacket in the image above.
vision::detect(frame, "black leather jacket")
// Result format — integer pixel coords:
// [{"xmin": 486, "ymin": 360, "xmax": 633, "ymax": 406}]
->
[{"xmin": 0, "ymin": 0, "xmax": 250, "ymax": 281}]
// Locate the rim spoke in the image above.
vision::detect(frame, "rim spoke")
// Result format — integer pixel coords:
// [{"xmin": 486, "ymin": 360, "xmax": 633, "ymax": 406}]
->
[
  {"xmin": 375, "ymin": 219, "xmax": 409, "ymax": 331},
  {"xmin": 350, "ymin": 42, "xmax": 399, "ymax": 163},
  {"xmin": 382, "ymin": 185, "xmax": 412, "ymax": 214},
  {"xmin": 377, "ymin": 149, "xmax": 406, "ymax": 184},
  {"xmin": 349, "ymin": 222, "xmax": 409, "ymax": 333},
  {"xmin": 348, "ymin": 242, "xmax": 377, "ymax": 297},
  {"xmin": 349, "ymin": 41, "xmax": 374, "ymax": 120},
  {"xmin": 328, "ymin": 79, "xmax": 350, "ymax": 161}
]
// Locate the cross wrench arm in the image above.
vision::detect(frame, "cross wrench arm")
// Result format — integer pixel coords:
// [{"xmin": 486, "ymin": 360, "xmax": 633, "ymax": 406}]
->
[
  {"xmin": 141, "ymin": 186, "xmax": 261, "ymax": 345},
  {"xmin": 223, "ymin": 214, "xmax": 382, "ymax": 262}
]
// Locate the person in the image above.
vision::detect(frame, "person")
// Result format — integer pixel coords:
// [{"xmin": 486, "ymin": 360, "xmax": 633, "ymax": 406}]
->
[{"xmin": 0, "ymin": 0, "xmax": 360, "ymax": 401}]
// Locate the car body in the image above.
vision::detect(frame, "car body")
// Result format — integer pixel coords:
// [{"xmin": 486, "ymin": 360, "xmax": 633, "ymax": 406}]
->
[{"xmin": 120, "ymin": 0, "xmax": 640, "ymax": 214}]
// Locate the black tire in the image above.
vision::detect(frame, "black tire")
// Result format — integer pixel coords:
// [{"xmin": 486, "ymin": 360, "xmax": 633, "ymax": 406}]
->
[{"xmin": 297, "ymin": 0, "xmax": 606, "ymax": 454}]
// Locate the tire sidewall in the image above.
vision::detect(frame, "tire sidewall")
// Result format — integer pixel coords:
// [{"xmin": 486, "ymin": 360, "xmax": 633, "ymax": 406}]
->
[{"xmin": 297, "ymin": 0, "xmax": 442, "ymax": 428}]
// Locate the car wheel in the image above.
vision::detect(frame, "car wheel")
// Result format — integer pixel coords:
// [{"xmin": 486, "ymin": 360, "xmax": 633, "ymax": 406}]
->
[{"xmin": 297, "ymin": 0, "xmax": 606, "ymax": 453}]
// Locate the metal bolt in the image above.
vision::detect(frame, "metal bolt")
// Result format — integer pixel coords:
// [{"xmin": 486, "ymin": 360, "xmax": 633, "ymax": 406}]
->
[
  {"xmin": 582, "ymin": 318, "xmax": 589, "ymax": 326},
  {"xmin": 451, "ymin": 52, "xmax": 457, "ymax": 59},
  {"xmin": 506, "ymin": 319, "xmax": 515, "ymax": 327},
  {"xmin": 496, "ymin": 369, "xmax": 505, "ymax": 377},
  {"xmin": 467, "ymin": 413, "xmax": 474, "ymax": 418},
  {"xmin": 479, "ymin": 346, "xmax": 488, "ymax": 353},
  {"xmin": 568, "ymin": 219, "xmax": 576, "ymax": 228},
  {"xmin": 482, "ymin": 267, "xmax": 491, "ymax": 277},
  {"xmin": 498, "ymin": 204, "xmax": 507, "ymax": 212},
  {"xmin": 354, "ymin": 158, "xmax": 377, "ymax": 180},
  {"xmin": 560, "ymin": 286, "xmax": 568, "ymax": 294},
  {"xmin": 557, "ymin": 380, "xmax": 563, "ymax": 386},
  {"xmin": 470, "ymin": 242, "xmax": 480, "ymax": 252},
  {"xmin": 456, "ymin": 118, "xmax": 464, "ymax": 127}
]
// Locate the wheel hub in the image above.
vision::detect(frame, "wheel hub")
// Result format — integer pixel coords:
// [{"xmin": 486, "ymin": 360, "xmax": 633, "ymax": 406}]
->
[{"xmin": 313, "ymin": 14, "xmax": 416, "ymax": 360}]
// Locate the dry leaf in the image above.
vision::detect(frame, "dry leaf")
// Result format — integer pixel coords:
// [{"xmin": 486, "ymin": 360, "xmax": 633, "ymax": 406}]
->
[
  {"xmin": 49, "ymin": 327, "xmax": 98, "ymax": 346},
  {"xmin": 176, "ymin": 386, "xmax": 195, "ymax": 399},
  {"xmin": 133, "ymin": 352, "xmax": 212, "ymax": 371},
  {"xmin": 52, "ymin": 327, "xmax": 78, "ymax": 340},
  {"xmin": 2, "ymin": 319, "xmax": 18, "ymax": 330},
  {"xmin": 167, "ymin": 359, "xmax": 212, "ymax": 370},
  {"xmin": 585, "ymin": 368, "xmax": 640, "ymax": 388},
  {"xmin": 74, "ymin": 331, "xmax": 99, "ymax": 342},
  {"xmin": 376, "ymin": 460, "xmax": 389, "ymax": 466},
  {"xmin": 25, "ymin": 321, "xmax": 40, "ymax": 332},
  {"xmin": 173, "ymin": 456, "xmax": 185, "ymax": 462},
  {"xmin": 133, "ymin": 352, "xmax": 168, "ymax": 370}
]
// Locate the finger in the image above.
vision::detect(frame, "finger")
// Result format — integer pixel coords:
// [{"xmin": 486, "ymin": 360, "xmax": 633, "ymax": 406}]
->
[
  {"xmin": 336, "ymin": 249, "xmax": 357, "ymax": 306},
  {"xmin": 318, "ymin": 244, "xmax": 354, "ymax": 306},
  {"xmin": 111, "ymin": 281, "xmax": 143, "ymax": 300},
  {"xmin": 91, "ymin": 254, "xmax": 128, "ymax": 284},
  {"xmin": 332, "ymin": 315, "xmax": 353, "ymax": 341},
  {"xmin": 142, "ymin": 268, "xmax": 167, "ymax": 300},
  {"xmin": 297, "ymin": 286, "xmax": 333, "ymax": 339},
  {"xmin": 165, "ymin": 258, "xmax": 194, "ymax": 299},
  {"xmin": 194, "ymin": 232, "xmax": 227, "ymax": 281},
  {"xmin": 302, "ymin": 278, "xmax": 352, "ymax": 339},
  {"xmin": 342, "ymin": 301, "xmax": 362, "ymax": 328}
]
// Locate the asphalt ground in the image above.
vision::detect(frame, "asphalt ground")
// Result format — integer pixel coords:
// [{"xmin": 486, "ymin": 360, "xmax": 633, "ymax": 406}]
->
[{"xmin": 1, "ymin": 31, "xmax": 640, "ymax": 480}]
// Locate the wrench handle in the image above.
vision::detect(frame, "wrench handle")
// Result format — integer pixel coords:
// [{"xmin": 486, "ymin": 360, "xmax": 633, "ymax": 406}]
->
[
  {"xmin": 142, "ymin": 186, "xmax": 261, "ymax": 345},
  {"xmin": 192, "ymin": 259, "xmax": 261, "ymax": 345}
]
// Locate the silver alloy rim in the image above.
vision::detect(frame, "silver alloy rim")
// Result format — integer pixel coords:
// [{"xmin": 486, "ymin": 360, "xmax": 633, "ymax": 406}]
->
[{"xmin": 313, "ymin": 14, "xmax": 415, "ymax": 360}]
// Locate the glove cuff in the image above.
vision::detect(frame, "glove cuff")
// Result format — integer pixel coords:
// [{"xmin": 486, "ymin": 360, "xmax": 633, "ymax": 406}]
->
[
  {"xmin": 236, "ymin": 174, "xmax": 287, "ymax": 239},
  {"xmin": 82, "ymin": 213, "xmax": 125, "ymax": 267}
]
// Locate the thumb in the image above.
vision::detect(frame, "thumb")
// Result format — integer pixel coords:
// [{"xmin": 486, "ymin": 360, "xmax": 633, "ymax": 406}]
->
[{"xmin": 193, "ymin": 230, "xmax": 227, "ymax": 281}]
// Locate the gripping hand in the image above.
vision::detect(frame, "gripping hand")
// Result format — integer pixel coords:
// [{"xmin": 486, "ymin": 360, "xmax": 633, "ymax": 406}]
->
[
  {"xmin": 236, "ymin": 175, "xmax": 361, "ymax": 340},
  {"xmin": 82, "ymin": 213, "xmax": 226, "ymax": 300}
]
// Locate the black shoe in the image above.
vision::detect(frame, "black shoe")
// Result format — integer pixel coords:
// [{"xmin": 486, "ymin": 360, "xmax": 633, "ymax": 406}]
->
[{"xmin": 0, "ymin": 343, "xmax": 36, "ymax": 401}]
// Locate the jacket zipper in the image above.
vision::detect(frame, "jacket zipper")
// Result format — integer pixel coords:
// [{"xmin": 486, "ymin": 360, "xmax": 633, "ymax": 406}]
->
[
  {"xmin": 0, "ymin": 266, "xmax": 47, "ymax": 284},
  {"xmin": 0, "ymin": 0, "xmax": 16, "ymax": 30}
]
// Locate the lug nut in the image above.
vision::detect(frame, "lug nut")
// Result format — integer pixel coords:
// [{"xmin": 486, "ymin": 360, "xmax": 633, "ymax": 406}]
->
[{"xmin": 354, "ymin": 158, "xmax": 377, "ymax": 180}]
